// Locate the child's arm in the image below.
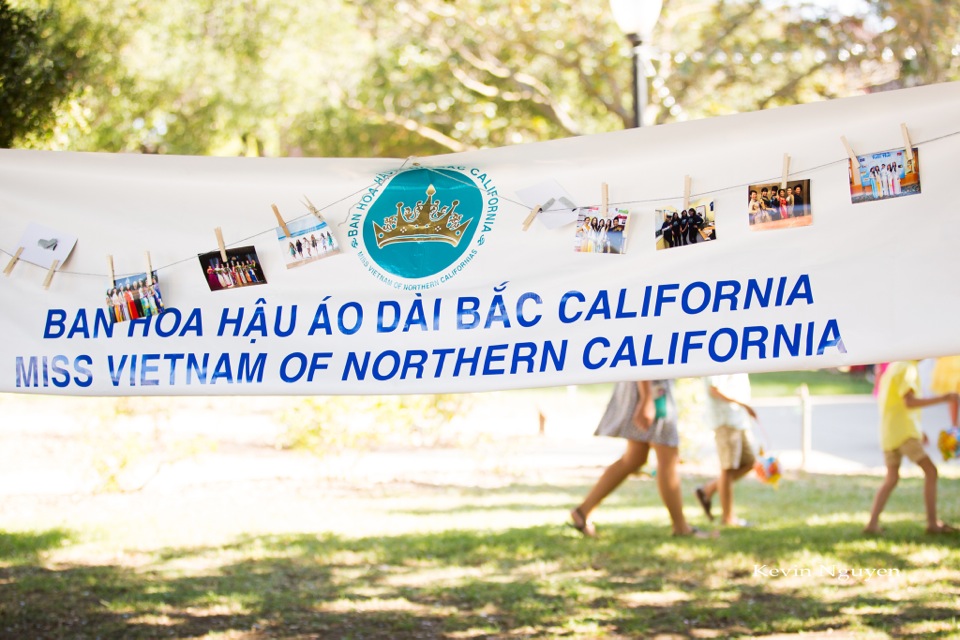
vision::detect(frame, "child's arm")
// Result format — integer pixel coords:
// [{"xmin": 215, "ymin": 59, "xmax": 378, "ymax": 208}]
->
[
  {"xmin": 708, "ymin": 384, "xmax": 758, "ymax": 419},
  {"xmin": 903, "ymin": 390, "xmax": 959, "ymax": 409},
  {"xmin": 633, "ymin": 381, "xmax": 655, "ymax": 430}
]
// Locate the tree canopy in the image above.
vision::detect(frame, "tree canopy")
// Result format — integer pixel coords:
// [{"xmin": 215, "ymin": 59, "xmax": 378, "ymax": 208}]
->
[
  {"xmin": 4, "ymin": 0, "xmax": 959, "ymax": 156},
  {"xmin": 0, "ymin": 0, "xmax": 85, "ymax": 147}
]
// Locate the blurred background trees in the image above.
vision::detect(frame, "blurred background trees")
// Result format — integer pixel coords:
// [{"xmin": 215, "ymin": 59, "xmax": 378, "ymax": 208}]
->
[
  {"xmin": 0, "ymin": 1, "xmax": 85, "ymax": 146},
  {"xmin": 3, "ymin": 0, "xmax": 959, "ymax": 156}
]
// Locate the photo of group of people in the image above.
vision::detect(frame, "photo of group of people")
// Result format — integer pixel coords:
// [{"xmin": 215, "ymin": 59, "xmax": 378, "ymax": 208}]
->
[
  {"xmin": 849, "ymin": 147, "xmax": 920, "ymax": 204},
  {"xmin": 747, "ymin": 180, "xmax": 812, "ymax": 231},
  {"xmin": 198, "ymin": 247, "xmax": 268, "ymax": 292},
  {"xmin": 655, "ymin": 200, "xmax": 716, "ymax": 251},
  {"xmin": 106, "ymin": 271, "xmax": 164, "ymax": 323},
  {"xmin": 277, "ymin": 216, "xmax": 340, "ymax": 269},
  {"xmin": 574, "ymin": 207, "xmax": 630, "ymax": 254}
]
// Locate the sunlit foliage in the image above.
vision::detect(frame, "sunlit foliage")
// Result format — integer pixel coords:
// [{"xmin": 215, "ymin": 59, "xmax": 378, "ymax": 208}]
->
[{"xmin": 4, "ymin": 0, "xmax": 959, "ymax": 155}]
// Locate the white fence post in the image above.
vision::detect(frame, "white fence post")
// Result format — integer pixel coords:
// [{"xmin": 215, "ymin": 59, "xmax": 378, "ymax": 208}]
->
[{"xmin": 799, "ymin": 383, "xmax": 812, "ymax": 472}]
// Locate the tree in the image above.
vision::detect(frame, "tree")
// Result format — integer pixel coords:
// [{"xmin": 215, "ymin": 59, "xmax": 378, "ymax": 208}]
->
[
  {"xmin": 330, "ymin": 0, "xmax": 960, "ymax": 147},
  {"xmin": 0, "ymin": 0, "xmax": 84, "ymax": 147},
  {"xmin": 867, "ymin": 1, "xmax": 960, "ymax": 87},
  {"xmin": 647, "ymin": 0, "xmax": 960, "ymax": 123},
  {"xmin": 10, "ymin": 0, "xmax": 960, "ymax": 156}
]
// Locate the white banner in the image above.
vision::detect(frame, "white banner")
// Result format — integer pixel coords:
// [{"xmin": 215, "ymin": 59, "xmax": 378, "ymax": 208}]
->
[{"xmin": 2, "ymin": 82, "xmax": 959, "ymax": 396}]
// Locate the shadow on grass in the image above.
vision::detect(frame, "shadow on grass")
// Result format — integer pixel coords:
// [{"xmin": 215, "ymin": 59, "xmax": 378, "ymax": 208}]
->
[
  {"xmin": 1, "ymin": 523, "xmax": 958, "ymax": 638},
  {"xmin": 0, "ymin": 473, "xmax": 958, "ymax": 638}
]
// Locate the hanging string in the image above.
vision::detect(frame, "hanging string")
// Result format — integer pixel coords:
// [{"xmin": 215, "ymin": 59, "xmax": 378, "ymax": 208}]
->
[
  {"xmin": 417, "ymin": 129, "xmax": 959, "ymax": 212},
  {"xmin": 1, "ymin": 128, "xmax": 957, "ymax": 280},
  {"xmin": 336, "ymin": 155, "xmax": 421, "ymax": 228},
  {"xmin": 0, "ymin": 155, "xmax": 421, "ymax": 279}
]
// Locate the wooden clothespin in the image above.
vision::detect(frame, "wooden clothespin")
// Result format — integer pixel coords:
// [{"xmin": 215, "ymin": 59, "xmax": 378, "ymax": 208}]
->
[
  {"xmin": 107, "ymin": 255, "xmax": 115, "ymax": 287},
  {"xmin": 215, "ymin": 227, "xmax": 228, "ymax": 262},
  {"xmin": 781, "ymin": 154, "xmax": 791, "ymax": 189},
  {"xmin": 42, "ymin": 259, "xmax": 59, "ymax": 290},
  {"xmin": 841, "ymin": 136, "xmax": 862, "ymax": 186},
  {"xmin": 901, "ymin": 123, "xmax": 915, "ymax": 169},
  {"xmin": 145, "ymin": 251, "xmax": 154, "ymax": 285},
  {"xmin": 3, "ymin": 247, "xmax": 23, "ymax": 276},
  {"xmin": 683, "ymin": 176, "xmax": 691, "ymax": 210},
  {"xmin": 272, "ymin": 204, "xmax": 291, "ymax": 238},
  {"xmin": 301, "ymin": 195, "xmax": 322, "ymax": 219},
  {"xmin": 601, "ymin": 183, "xmax": 609, "ymax": 217},
  {"xmin": 523, "ymin": 197, "xmax": 555, "ymax": 231},
  {"xmin": 523, "ymin": 204, "xmax": 542, "ymax": 231}
]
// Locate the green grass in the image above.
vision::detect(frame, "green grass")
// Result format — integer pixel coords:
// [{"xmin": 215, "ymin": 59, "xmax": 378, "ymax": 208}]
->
[
  {"xmin": 0, "ymin": 529, "xmax": 71, "ymax": 562},
  {"xmin": 1, "ymin": 472, "xmax": 957, "ymax": 639},
  {"xmin": 748, "ymin": 369, "xmax": 874, "ymax": 397},
  {"xmin": 502, "ymin": 369, "xmax": 874, "ymax": 401}
]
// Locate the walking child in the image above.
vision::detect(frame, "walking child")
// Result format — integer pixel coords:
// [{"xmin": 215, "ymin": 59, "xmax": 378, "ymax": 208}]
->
[
  {"xmin": 570, "ymin": 379, "xmax": 708, "ymax": 538},
  {"xmin": 864, "ymin": 360, "xmax": 959, "ymax": 535},
  {"xmin": 695, "ymin": 374, "xmax": 757, "ymax": 527}
]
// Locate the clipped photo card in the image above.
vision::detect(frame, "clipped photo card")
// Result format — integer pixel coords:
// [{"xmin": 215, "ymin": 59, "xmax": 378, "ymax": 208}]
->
[
  {"xmin": 278, "ymin": 215, "xmax": 340, "ymax": 269},
  {"xmin": 515, "ymin": 179, "xmax": 579, "ymax": 229},
  {"xmin": 107, "ymin": 271, "xmax": 164, "ymax": 324},
  {"xmin": 849, "ymin": 147, "xmax": 920, "ymax": 204},
  {"xmin": 198, "ymin": 246, "xmax": 267, "ymax": 292},
  {"xmin": 747, "ymin": 180, "xmax": 812, "ymax": 231},
  {"xmin": 656, "ymin": 199, "xmax": 716, "ymax": 250},
  {"xmin": 17, "ymin": 222, "xmax": 78, "ymax": 269},
  {"xmin": 574, "ymin": 207, "xmax": 630, "ymax": 254}
]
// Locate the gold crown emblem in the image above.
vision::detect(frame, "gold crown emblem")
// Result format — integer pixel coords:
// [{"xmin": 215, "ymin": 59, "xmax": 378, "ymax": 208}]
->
[{"xmin": 373, "ymin": 184, "xmax": 472, "ymax": 249}]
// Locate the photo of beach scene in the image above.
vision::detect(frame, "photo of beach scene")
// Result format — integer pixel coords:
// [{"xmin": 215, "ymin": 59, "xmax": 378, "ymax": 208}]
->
[{"xmin": 277, "ymin": 216, "xmax": 340, "ymax": 269}]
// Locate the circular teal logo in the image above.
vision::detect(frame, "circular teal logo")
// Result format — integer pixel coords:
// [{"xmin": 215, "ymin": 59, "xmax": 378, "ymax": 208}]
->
[{"xmin": 354, "ymin": 167, "xmax": 495, "ymax": 287}]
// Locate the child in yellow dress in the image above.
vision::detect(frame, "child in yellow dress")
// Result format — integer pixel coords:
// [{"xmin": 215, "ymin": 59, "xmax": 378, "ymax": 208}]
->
[{"xmin": 865, "ymin": 360, "xmax": 958, "ymax": 535}]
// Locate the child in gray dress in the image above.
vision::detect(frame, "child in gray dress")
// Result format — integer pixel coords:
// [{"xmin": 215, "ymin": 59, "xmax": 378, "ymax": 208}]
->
[{"xmin": 569, "ymin": 379, "xmax": 709, "ymax": 538}]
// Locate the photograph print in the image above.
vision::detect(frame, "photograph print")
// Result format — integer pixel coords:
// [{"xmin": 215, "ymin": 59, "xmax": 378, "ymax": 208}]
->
[
  {"xmin": 107, "ymin": 271, "xmax": 164, "ymax": 324},
  {"xmin": 277, "ymin": 215, "xmax": 340, "ymax": 269},
  {"xmin": 747, "ymin": 179, "xmax": 812, "ymax": 231},
  {"xmin": 198, "ymin": 246, "xmax": 267, "ymax": 292},
  {"xmin": 574, "ymin": 206, "xmax": 630, "ymax": 254},
  {"xmin": 655, "ymin": 199, "xmax": 716, "ymax": 251},
  {"xmin": 849, "ymin": 147, "xmax": 920, "ymax": 204}
]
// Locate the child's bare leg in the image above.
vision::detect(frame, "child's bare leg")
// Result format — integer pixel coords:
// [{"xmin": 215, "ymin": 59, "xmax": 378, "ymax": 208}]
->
[
  {"xmin": 718, "ymin": 464, "xmax": 752, "ymax": 525},
  {"xmin": 702, "ymin": 478, "xmax": 717, "ymax": 500},
  {"xmin": 865, "ymin": 463, "xmax": 899, "ymax": 533},
  {"xmin": 705, "ymin": 467, "xmax": 744, "ymax": 523},
  {"xmin": 652, "ymin": 444, "xmax": 690, "ymax": 535},
  {"xmin": 573, "ymin": 440, "xmax": 649, "ymax": 530},
  {"xmin": 916, "ymin": 457, "xmax": 953, "ymax": 532},
  {"xmin": 717, "ymin": 469, "xmax": 735, "ymax": 524}
]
